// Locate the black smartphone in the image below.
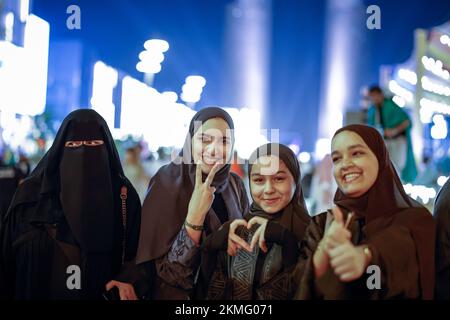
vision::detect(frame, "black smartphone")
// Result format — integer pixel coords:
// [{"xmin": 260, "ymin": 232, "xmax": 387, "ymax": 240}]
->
[{"xmin": 102, "ymin": 286, "xmax": 120, "ymax": 300}]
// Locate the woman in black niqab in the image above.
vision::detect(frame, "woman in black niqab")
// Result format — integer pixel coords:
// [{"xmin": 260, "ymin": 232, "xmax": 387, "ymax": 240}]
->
[{"xmin": 0, "ymin": 109, "xmax": 141, "ymax": 300}]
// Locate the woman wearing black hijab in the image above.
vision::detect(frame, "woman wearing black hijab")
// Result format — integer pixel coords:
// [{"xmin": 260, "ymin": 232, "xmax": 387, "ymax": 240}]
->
[
  {"xmin": 0, "ymin": 109, "xmax": 141, "ymax": 300},
  {"xmin": 197, "ymin": 143, "xmax": 310, "ymax": 300},
  {"xmin": 295, "ymin": 124, "xmax": 435, "ymax": 300},
  {"xmin": 108, "ymin": 107, "xmax": 249, "ymax": 300}
]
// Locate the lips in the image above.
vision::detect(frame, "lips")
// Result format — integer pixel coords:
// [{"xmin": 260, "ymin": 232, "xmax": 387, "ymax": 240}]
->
[
  {"xmin": 263, "ymin": 198, "xmax": 280, "ymax": 205},
  {"xmin": 202, "ymin": 155, "xmax": 223, "ymax": 164},
  {"xmin": 342, "ymin": 172, "xmax": 362, "ymax": 183}
]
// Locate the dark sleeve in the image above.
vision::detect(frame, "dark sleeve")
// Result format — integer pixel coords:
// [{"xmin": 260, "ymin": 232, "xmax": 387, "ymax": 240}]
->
[
  {"xmin": 434, "ymin": 187, "xmax": 450, "ymax": 299},
  {"xmin": 0, "ymin": 206, "xmax": 17, "ymax": 299},
  {"xmin": 154, "ymin": 225, "xmax": 200, "ymax": 291},
  {"xmin": 231, "ymin": 172, "xmax": 249, "ymax": 216},
  {"xmin": 265, "ymin": 221, "xmax": 300, "ymax": 269},
  {"xmin": 124, "ymin": 186, "xmax": 141, "ymax": 262},
  {"xmin": 293, "ymin": 213, "xmax": 327, "ymax": 300},
  {"xmin": 202, "ymin": 221, "xmax": 231, "ymax": 252},
  {"xmin": 365, "ymin": 224, "xmax": 423, "ymax": 299}
]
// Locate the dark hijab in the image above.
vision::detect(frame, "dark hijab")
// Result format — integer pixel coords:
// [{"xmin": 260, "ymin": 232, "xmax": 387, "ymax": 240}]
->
[
  {"xmin": 332, "ymin": 124, "xmax": 435, "ymax": 299},
  {"xmin": 6, "ymin": 109, "xmax": 139, "ymax": 253},
  {"xmin": 136, "ymin": 107, "xmax": 235, "ymax": 263},
  {"xmin": 247, "ymin": 143, "xmax": 310, "ymax": 241}
]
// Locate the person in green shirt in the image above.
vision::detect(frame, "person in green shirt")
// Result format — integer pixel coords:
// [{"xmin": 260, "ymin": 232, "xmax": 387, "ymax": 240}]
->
[{"xmin": 366, "ymin": 85, "xmax": 417, "ymax": 183}]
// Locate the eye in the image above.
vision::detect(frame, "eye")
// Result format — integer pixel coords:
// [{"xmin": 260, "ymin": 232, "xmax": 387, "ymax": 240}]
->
[
  {"xmin": 202, "ymin": 136, "xmax": 212, "ymax": 143},
  {"xmin": 353, "ymin": 150, "xmax": 364, "ymax": 157},
  {"xmin": 332, "ymin": 156, "xmax": 341, "ymax": 163},
  {"xmin": 84, "ymin": 140, "xmax": 104, "ymax": 147},
  {"xmin": 274, "ymin": 176, "xmax": 285, "ymax": 182},
  {"xmin": 65, "ymin": 141, "xmax": 83, "ymax": 148},
  {"xmin": 252, "ymin": 177, "xmax": 264, "ymax": 184}
]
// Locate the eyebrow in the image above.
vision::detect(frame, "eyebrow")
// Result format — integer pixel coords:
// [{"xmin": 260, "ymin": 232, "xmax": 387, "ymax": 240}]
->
[
  {"xmin": 250, "ymin": 170, "xmax": 287, "ymax": 177},
  {"xmin": 331, "ymin": 144, "xmax": 366, "ymax": 156}
]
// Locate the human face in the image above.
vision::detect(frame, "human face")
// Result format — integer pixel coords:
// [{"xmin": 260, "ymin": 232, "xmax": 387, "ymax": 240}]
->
[
  {"xmin": 250, "ymin": 155, "xmax": 296, "ymax": 214},
  {"xmin": 331, "ymin": 131, "xmax": 379, "ymax": 198},
  {"xmin": 368, "ymin": 91, "xmax": 384, "ymax": 107},
  {"xmin": 192, "ymin": 117, "xmax": 233, "ymax": 174}
]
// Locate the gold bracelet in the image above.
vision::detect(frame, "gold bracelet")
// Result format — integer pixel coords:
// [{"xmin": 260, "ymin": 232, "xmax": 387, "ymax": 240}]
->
[
  {"xmin": 184, "ymin": 219, "xmax": 204, "ymax": 231},
  {"xmin": 363, "ymin": 245, "xmax": 372, "ymax": 264}
]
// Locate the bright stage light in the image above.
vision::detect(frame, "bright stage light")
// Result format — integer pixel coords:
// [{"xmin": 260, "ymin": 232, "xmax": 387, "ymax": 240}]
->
[{"xmin": 144, "ymin": 39, "xmax": 169, "ymax": 53}]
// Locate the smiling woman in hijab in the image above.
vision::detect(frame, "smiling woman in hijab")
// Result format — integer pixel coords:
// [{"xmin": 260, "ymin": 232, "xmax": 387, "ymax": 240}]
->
[
  {"xmin": 0, "ymin": 109, "xmax": 141, "ymax": 300},
  {"xmin": 295, "ymin": 124, "xmax": 435, "ymax": 300},
  {"xmin": 196, "ymin": 143, "xmax": 310, "ymax": 300},
  {"xmin": 108, "ymin": 107, "xmax": 249, "ymax": 300}
]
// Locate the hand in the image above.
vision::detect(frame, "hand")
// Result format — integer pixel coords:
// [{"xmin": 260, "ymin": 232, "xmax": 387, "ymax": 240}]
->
[
  {"xmin": 384, "ymin": 128, "xmax": 397, "ymax": 138},
  {"xmin": 247, "ymin": 216, "xmax": 269, "ymax": 253},
  {"xmin": 322, "ymin": 207, "xmax": 352, "ymax": 251},
  {"xmin": 105, "ymin": 280, "xmax": 138, "ymax": 300},
  {"xmin": 328, "ymin": 243, "xmax": 369, "ymax": 282},
  {"xmin": 186, "ymin": 162, "xmax": 221, "ymax": 226},
  {"xmin": 313, "ymin": 207, "xmax": 351, "ymax": 278},
  {"xmin": 227, "ymin": 219, "xmax": 252, "ymax": 256}
]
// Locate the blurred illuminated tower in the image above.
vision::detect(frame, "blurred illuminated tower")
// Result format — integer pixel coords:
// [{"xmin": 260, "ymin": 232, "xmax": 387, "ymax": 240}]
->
[
  {"xmin": 223, "ymin": 0, "xmax": 272, "ymax": 128},
  {"xmin": 316, "ymin": 0, "xmax": 366, "ymax": 158}
]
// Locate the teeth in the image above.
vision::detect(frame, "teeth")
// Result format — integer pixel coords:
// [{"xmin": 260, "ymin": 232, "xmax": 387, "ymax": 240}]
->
[{"xmin": 344, "ymin": 173, "xmax": 361, "ymax": 183}]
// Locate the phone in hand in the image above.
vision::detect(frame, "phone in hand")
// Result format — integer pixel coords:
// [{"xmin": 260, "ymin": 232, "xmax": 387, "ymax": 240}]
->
[{"xmin": 103, "ymin": 286, "xmax": 120, "ymax": 300}]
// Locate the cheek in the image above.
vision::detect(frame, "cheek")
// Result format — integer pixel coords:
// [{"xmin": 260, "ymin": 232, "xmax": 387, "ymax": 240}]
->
[
  {"xmin": 192, "ymin": 140, "xmax": 203, "ymax": 161},
  {"xmin": 250, "ymin": 184, "xmax": 264, "ymax": 201}
]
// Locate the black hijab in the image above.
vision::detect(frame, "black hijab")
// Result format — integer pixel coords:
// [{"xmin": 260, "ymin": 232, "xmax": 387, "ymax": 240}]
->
[
  {"xmin": 136, "ymin": 107, "xmax": 236, "ymax": 263},
  {"xmin": 247, "ymin": 143, "xmax": 310, "ymax": 241},
  {"xmin": 6, "ymin": 109, "xmax": 138, "ymax": 253}
]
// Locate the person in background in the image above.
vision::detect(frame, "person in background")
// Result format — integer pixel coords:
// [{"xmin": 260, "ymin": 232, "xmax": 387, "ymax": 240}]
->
[
  {"xmin": 123, "ymin": 141, "xmax": 151, "ymax": 204},
  {"xmin": 367, "ymin": 85, "xmax": 417, "ymax": 183}
]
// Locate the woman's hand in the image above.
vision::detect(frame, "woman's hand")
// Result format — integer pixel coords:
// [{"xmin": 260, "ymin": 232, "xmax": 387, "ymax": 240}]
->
[
  {"xmin": 328, "ymin": 244, "xmax": 370, "ymax": 282},
  {"xmin": 314, "ymin": 207, "xmax": 351, "ymax": 278},
  {"xmin": 187, "ymin": 162, "xmax": 221, "ymax": 224},
  {"xmin": 185, "ymin": 162, "xmax": 220, "ymax": 244},
  {"xmin": 227, "ymin": 219, "xmax": 252, "ymax": 256},
  {"xmin": 105, "ymin": 280, "xmax": 138, "ymax": 300},
  {"xmin": 247, "ymin": 216, "xmax": 269, "ymax": 253}
]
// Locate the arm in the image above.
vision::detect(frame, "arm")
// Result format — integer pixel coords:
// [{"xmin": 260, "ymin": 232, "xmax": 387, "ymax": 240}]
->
[{"xmin": 154, "ymin": 225, "xmax": 201, "ymax": 291}]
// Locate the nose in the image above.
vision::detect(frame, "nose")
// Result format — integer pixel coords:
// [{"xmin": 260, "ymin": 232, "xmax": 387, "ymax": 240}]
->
[
  {"xmin": 341, "ymin": 156, "xmax": 354, "ymax": 171},
  {"xmin": 205, "ymin": 140, "xmax": 223, "ymax": 158},
  {"xmin": 263, "ymin": 180, "xmax": 276, "ymax": 194}
]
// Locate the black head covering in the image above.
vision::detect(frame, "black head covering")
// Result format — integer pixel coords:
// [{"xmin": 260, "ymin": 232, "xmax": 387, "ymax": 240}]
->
[
  {"xmin": 332, "ymin": 124, "xmax": 421, "ymax": 221},
  {"xmin": 7, "ymin": 109, "xmax": 135, "ymax": 253},
  {"xmin": 247, "ymin": 143, "xmax": 310, "ymax": 241},
  {"xmin": 136, "ymin": 107, "xmax": 235, "ymax": 263}
]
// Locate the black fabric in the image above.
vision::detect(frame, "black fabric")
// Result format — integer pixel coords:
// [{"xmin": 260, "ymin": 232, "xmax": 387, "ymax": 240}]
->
[
  {"xmin": 211, "ymin": 193, "xmax": 228, "ymax": 225},
  {"xmin": 59, "ymin": 128, "xmax": 114, "ymax": 253}
]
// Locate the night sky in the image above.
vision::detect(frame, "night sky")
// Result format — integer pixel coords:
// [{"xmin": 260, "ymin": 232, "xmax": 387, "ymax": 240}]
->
[{"xmin": 32, "ymin": 0, "xmax": 450, "ymax": 151}]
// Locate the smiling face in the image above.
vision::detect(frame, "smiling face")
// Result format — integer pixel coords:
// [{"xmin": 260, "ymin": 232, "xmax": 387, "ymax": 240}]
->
[
  {"xmin": 331, "ymin": 131, "xmax": 379, "ymax": 198},
  {"xmin": 250, "ymin": 155, "xmax": 296, "ymax": 214},
  {"xmin": 191, "ymin": 117, "xmax": 233, "ymax": 174}
]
